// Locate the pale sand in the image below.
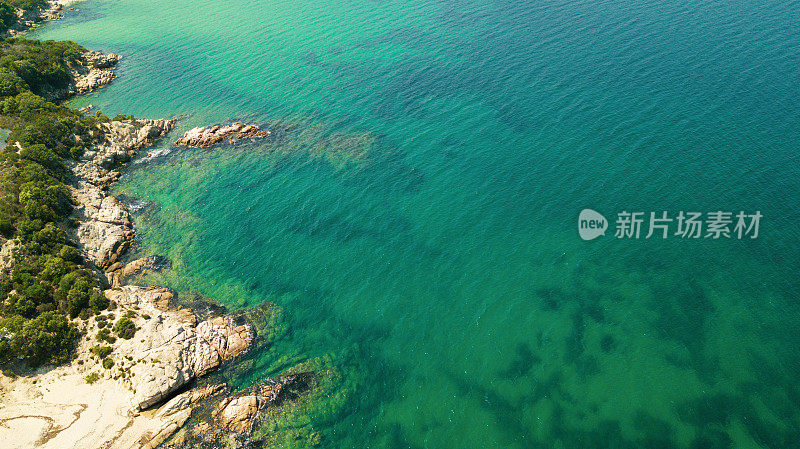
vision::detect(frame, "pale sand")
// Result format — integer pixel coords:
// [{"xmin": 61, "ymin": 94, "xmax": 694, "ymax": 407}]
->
[{"xmin": 0, "ymin": 351, "xmax": 186, "ymax": 449}]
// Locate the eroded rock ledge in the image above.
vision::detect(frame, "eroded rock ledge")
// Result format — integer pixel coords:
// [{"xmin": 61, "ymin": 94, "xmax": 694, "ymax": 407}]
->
[
  {"xmin": 175, "ymin": 122, "xmax": 271, "ymax": 147},
  {"xmin": 161, "ymin": 371, "xmax": 314, "ymax": 448},
  {"xmin": 69, "ymin": 119, "xmax": 175, "ymax": 273},
  {"xmin": 104, "ymin": 286, "xmax": 253, "ymax": 411},
  {"xmin": 68, "ymin": 50, "xmax": 119, "ymax": 99}
]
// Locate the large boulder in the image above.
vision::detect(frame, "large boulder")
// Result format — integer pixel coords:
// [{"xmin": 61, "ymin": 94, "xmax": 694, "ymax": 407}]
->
[
  {"xmin": 216, "ymin": 396, "xmax": 263, "ymax": 434},
  {"xmin": 102, "ymin": 286, "xmax": 253, "ymax": 411}
]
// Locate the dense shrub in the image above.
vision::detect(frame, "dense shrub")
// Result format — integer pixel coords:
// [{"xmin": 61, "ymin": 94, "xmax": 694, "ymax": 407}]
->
[
  {"xmin": 3, "ymin": 0, "xmax": 49, "ymax": 12},
  {"xmin": 0, "ymin": 4, "xmax": 15, "ymax": 31},
  {"xmin": 91, "ymin": 345, "xmax": 112, "ymax": 358},
  {"xmin": 96, "ymin": 328, "xmax": 116, "ymax": 344},
  {"xmin": 88, "ymin": 289, "xmax": 109, "ymax": 312},
  {"xmin": 0, "ymin": 66, "xmax": 26, "ymax": 97},
  {"xmin": 0, "ymin": 38, "xmax": 83, "ymax": 98},
  {"xmin": 113, "ymin": 317, "xmax": 136, "ymax": 339},
  {"xmin": 84, "ymin": 371, "xmax": 100, "ymax": 384},
  {"xmin": 0, "ymin": 38, "xmax": 111, "ymax": 368},
  {"xmin": 0, "ymin": 311, "xmax": 79, "ymax": 365}
]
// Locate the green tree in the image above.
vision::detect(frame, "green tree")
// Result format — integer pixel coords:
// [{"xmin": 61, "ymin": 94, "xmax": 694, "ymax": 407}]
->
[
  {"xmin": 113, "ymin": 317, "xmax": 136, "ymax": 339},
  {"xmin": 88, "ymin": 289, "xmax": 109, "ymax": 312},
  {"xmin": 0, "ymin": 66, "xmax": 27, "ymax": 97},
  {"xmin": 6, "ymin": 312, "xmax": 80, "ymax": 366}
]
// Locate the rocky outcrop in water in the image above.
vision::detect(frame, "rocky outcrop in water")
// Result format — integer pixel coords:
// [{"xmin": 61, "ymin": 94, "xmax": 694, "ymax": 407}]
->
[
  {"xmin": 217, "ymin": 395, "xmax": 264, "ymax": 434},
  {"xmin": 75, "ymin": 118, "xmax": 176, "ymax": 185},
  {"xmin": 107, "ymin": 254, "xmax": 172, "ymax": 287},
  {"xmin": 162, "ymin": 372, "xmax": 313, "ymax": 448},
  {"xmin": 175, "ymin": 122, "xmax": 271, "ymax": 147},
  {"xmin": 69, "ymin": 119, "xmax": 175, "ymax": 273}
]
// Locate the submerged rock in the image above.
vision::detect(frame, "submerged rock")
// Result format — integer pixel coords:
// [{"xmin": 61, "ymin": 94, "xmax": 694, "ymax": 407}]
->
[
  {"xmin": 175, "ymin": 122, "xmax": 271, "ymax": 147},
  {"xmin": 107, "ymin": 255, "xmax": 172, "ymax": 287},
  {"xmin": 217, "ymin": 395, "xmax": 264, "ymax": 434},
  {"xmin": 163, "ymin": 371, "xmax": 314, "ymax": 448}
]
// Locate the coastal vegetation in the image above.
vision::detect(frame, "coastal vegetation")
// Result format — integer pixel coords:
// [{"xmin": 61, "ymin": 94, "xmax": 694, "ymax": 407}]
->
[
  {"xmin": 0, "ymin": 1, "xmax": 48, "ymax": 30},
  {"xmin": 0, "ymin": 36, "xmax": 108, "ymax": 367}
]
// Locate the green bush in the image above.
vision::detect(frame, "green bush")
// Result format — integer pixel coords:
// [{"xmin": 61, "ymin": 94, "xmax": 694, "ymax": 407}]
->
[
  {"xmin": 94, "ymin": 110, "xmax": 109, "ymax": 122},
  {"xmin": 91, "ymin": 345, "xmax": 112, "ymax": 358},
  {"xmin": 0, "ymin": 217, "xmax": 14, "ymax": 237},
  {"xmin": 88, "ymin": 289, "xmax": 109, "ymax": 312},
  {"xmin": 20, "ymin": 144, "xmax": 63, "ymax": 175},
  {"xmin": 101, "ymin": 357, "xmax": 114, "ymax": 369},
  {"xmin": 58, "ymin": 245, "xmax": 82, "ymax": 264},
  {"xmin": 0, "ymin": 66, "xmax": 27, "ymax": 97},
  {"xmin": 84, "ymin": 372, "xmax": 100, "ymax": 384},
  {"xmin": 113, "ymin": 317, "xmax": 136, "ymax": 339},
  {"xmin": 39, "ymin": 255, "xmax": 72, "ymax": 282},
  {"xmin": 0, "ymin": 39, "xmax": 82, "ymax": 98},
  {"xmin": 96, "ymin": 328, "xmax": 116, "ymax": 344},
  {"xmin": 2, "ymin": 0, "xmax": 49, "ymax": 12},
  {"xmin": 18, "ymin": 182, "xmax": 70, "ymax": 224}
]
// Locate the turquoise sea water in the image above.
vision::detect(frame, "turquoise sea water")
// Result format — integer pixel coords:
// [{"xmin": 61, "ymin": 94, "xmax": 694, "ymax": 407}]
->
[{"xmin": 34, "ymin": 0, "xmax": 800, "ymax": 447}]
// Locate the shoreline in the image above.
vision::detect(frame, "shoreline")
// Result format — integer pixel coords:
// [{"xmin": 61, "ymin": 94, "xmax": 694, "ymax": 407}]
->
[{"xmin": 0, "ymin": 3, "xmax": 294, "ymax": 448}]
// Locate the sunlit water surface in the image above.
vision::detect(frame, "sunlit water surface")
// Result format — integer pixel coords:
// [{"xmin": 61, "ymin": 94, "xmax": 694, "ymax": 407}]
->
[{"xmin": 34, "ymin": 0, "xmax": 800, "ymax": 447}]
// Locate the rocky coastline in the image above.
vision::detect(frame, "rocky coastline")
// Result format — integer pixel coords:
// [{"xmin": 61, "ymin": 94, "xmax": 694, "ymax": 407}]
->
[
  {"xmin": 4, "ymin": 0, "xmax": 79, "ymax": 37},
  {"xmin": 0, "ymin": 5, "xmax": 309, "ymax": 448},
  {"xmin": 0, "ymin": 114, "xmax": 274, "ymax": 448},
  {"xmin": 1, "ymin": 0, "xmax": 119, "ymax": 101},
  {"xmin": 57, "ymin": 49, "xmax": 119, "ymax": 101}
]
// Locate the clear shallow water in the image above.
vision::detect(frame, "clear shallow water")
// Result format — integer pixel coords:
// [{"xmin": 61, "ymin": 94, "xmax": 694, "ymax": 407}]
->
[{"xmin": 34, "ymin": 0, "xmax": 800, "ymax": 447}]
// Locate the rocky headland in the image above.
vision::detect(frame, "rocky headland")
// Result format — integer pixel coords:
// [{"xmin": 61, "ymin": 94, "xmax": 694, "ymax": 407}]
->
[
  {"xmin": 0, "ymin": 7, "xmax": 322, "ymax": 448},
  {"xmin": 3, "ymin": 0, "xmax": 118, "ymax": 101},
  {"xmin": 61, "ymin": 49, "xmax": 119, "ymax": 100},
  {"xmin": 35, "ymin": 48, "xmax": 119, "ymax": 102},
  {"xmin": 4, "ymin": 0, "xmax": 81, "ymax": 36},
  {"xmin": 0, "ymin": 117, "xmax": 269, "ymax": 448}
]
